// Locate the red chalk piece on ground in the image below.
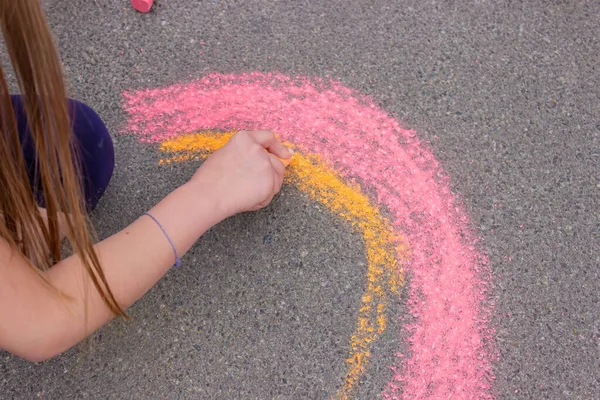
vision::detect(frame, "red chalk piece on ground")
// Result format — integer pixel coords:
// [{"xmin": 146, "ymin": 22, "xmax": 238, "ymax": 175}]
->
[{"xmin": 131, "ymin": 0, "xmax": 153, "ymax": 13}]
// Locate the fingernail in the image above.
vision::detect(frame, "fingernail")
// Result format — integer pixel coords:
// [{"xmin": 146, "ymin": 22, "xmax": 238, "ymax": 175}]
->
[{"xmin": 288, "ymin": 148, "xmax": 294, "ymax": 155}]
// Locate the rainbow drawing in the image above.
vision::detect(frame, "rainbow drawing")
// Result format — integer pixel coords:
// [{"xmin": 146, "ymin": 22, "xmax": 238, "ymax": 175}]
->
[{"xmin": 122, "ymin": 72, "xmax": 495, "ymax": 399}]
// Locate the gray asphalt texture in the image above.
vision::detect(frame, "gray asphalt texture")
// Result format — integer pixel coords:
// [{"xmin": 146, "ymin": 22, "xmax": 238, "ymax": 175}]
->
[{"xmin": 1, "ymin": 0, "xmax": 599, "ymax": 399}]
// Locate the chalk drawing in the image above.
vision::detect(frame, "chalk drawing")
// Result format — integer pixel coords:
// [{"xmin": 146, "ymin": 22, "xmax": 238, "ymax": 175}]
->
[
  {"xmin": 160, "ymin": 131, "xmax": 406, "ymax": 397},
  {"xmin": 122, "ymin": 72, "xmax": 495, "ymax": 399}
]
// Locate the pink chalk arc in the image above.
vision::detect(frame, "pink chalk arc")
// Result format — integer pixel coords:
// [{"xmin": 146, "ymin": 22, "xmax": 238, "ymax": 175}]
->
[{"xmin": 122, "ymin": 72, "xmax": 496, "ymax": 399}]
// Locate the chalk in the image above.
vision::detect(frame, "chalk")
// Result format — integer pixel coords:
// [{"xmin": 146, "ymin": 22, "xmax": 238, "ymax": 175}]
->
[
  {"xmin": 122, "ymin": 72, "xmax": 495, "ymax": 400},
  {"xmin": 264, "ymin": 140, "xmax": 294, "ymax": 167},
  {"xmin": 131, "ymin": 0, "xmax": 152, "ymax": 13},
  {"xmin": 277, "ymin": 156, "xmax": 293, "ymax": 167},
  {"xmin": 272, "ymin": 148, "xmax": 294, "ymax": 167},
  {"xmin": 158, "ymin": 131, "xmax": 403, "ymax": 399}
]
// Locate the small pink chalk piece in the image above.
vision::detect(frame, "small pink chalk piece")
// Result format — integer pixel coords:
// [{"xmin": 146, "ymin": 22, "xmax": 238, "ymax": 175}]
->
[{"xmin": 131, "ymin": 0, "xmax": 153, "ymax": 13}]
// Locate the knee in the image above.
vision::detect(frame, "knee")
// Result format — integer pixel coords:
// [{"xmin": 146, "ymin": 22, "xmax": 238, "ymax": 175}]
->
[{"xmin": 68, "ymin": 99, "xmax": 114, "ymax": 157}]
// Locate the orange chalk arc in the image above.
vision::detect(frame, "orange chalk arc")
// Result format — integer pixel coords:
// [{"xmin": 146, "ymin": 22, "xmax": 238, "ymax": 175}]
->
[{"xmin": 159, "ymin": 131, "xmax": 408, "ymax": 398}]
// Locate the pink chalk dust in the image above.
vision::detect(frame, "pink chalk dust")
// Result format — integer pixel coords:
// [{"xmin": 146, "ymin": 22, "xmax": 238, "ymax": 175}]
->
[{"xmin": 122, "ymin": 72, "xmax": 496, "ymax": 399}]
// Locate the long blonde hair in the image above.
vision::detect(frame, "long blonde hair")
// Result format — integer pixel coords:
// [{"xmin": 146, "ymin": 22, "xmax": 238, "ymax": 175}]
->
[{"xmin": 0, "ymin": 0, "xmax": 125, "ymax": 318}]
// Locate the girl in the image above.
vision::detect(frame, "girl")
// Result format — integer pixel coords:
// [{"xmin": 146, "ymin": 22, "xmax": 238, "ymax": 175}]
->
[{"xmin": 0, "ymin": 0, "xmax": 292, "ymax": 362}]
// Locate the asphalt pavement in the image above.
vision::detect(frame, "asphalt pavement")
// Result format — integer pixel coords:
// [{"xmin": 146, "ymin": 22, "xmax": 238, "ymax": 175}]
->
[{"xmin": 1, "ymin": 0, "xmax": 598, "ymax": 399}]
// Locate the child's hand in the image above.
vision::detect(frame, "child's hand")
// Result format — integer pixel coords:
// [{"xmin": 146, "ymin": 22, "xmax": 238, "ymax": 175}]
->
[{"xmin": 190, "ymin": 130, "xmax": 293, "ymax": 218}]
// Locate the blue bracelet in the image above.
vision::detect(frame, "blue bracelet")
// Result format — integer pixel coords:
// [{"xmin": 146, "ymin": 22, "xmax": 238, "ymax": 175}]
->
[{"xmin": 144, "ymin": 212, "xmax": 181, "ymax": 267}]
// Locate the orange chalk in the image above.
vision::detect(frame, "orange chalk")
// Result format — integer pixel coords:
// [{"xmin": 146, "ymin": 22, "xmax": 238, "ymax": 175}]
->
[
  {"xmin": 158, "ymin": 131, "xmax": 406, "ymax": 399},
  {"xmin": 266, "ymin": 143, "xmax": 294, "ymax": 167},
  {"xmin": 275, "ymin": 152, "xmax": 294, "ymax": 167}
]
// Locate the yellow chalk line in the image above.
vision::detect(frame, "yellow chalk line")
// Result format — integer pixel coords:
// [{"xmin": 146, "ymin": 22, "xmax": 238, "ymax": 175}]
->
[{"xmin": 159, "ymin": 132, "xmax": 408, "ymax": 399}]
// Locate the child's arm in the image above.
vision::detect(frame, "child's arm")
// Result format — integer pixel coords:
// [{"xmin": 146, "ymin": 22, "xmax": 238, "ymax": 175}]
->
[{"xmin": 0, "ymin": 130, "xmax": 292, "ymax": 362}]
